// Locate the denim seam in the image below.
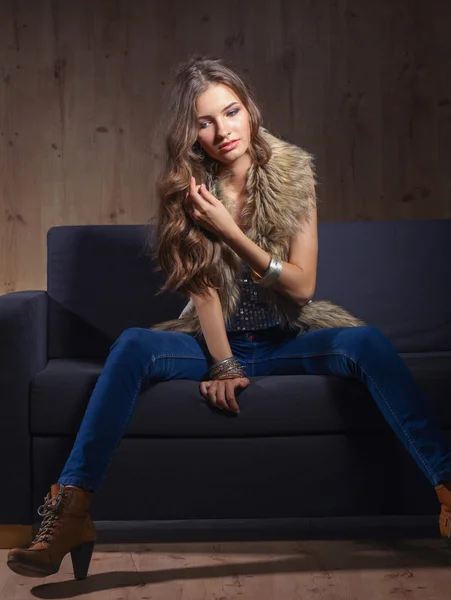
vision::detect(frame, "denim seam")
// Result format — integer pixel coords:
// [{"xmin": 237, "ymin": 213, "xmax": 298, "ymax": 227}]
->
[
  {"xmin": 151, "ymin": 353, "xmax": 249, "ymax": 376},
  {"xmin": 76, "ymin": 356, "xmax": 153, "ymax": 491},
  {"xmin": 151, "ymin": 353, "xmax": 206, "ymax": 361},
  {"xmin": 99, "ymin": 355, "xmax": 157, "ymax": 484},
  {"xmin": 263, "ymin": 349, "xmax": 438, "ymax": 484},
  {"xmin": 346, "ymin": 351, "xmax": 437, "ymax": 484},
  {"xmin": 252, "ymin": 350, "xmax": 346, "ymax": 363}
]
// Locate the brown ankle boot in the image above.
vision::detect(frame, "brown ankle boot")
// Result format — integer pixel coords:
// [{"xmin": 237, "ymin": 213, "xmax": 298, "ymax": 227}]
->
[
  {"xmin": 7, "ymin": 483, "xmax": 96, "ymax": 579},
  {"xmin": 435, "ymin": 482, "xmax": 451, "ymax": 542}
]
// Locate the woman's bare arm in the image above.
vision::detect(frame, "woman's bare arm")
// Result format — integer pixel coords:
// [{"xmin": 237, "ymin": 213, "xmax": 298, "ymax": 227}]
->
[{"xmin": 190, "ymin": 289, "xmax": 233, "ymax": 364}]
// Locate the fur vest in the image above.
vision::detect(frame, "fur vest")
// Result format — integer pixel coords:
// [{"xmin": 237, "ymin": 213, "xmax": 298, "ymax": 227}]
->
[{"xmin": 150, "ymin": 127, "xmax": 366, "ymax": 337}]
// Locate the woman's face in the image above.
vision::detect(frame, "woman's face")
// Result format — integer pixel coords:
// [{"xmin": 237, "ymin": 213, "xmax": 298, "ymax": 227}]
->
[{"xmin": 195, "ymin": 83, "xmax": 251, "ymax": 165}]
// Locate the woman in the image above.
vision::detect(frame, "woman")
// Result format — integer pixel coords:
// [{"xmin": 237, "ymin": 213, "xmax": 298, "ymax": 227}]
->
[{"xmin": 7, "ymin": 55, "xmax": 451, "ymax": 580}]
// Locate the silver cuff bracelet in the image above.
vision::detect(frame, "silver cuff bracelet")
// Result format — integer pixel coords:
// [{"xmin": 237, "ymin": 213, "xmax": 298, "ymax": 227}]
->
[{"xmin": 252, "ymin": 256, "xmax": 283, "ymax": 288}]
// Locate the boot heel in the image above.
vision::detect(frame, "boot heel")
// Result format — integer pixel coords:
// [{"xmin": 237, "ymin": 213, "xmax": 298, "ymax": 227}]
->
[{"xmin": 70, "ymin": 541, "xmax": 95, "ymax": 579}]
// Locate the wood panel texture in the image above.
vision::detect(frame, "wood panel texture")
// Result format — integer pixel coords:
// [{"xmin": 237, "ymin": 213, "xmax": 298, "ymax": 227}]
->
[
  {"xmin": 2, "ymin": 539, "xmax": 451, "ymax": 599},
  {"xmin": 1, "ymin": 0, "xmax": 450, "ymax": 294}
]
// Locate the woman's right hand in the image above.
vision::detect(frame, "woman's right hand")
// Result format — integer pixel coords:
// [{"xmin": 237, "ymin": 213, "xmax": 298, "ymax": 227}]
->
[{"xmin": 200, "ymin": 377, "xmax": 250, "ymax": 414}]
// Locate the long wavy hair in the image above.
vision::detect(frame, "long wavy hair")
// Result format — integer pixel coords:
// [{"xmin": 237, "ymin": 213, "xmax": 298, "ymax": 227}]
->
[{"xmin": 148, "ymin": 54, "xmax": 272, "ymax": 298}]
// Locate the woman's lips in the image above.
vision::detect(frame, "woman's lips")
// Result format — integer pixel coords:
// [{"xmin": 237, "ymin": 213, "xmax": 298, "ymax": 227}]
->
[{"xmin": 220, "ymin": 139, "xmax": 239, "ymax": 152}]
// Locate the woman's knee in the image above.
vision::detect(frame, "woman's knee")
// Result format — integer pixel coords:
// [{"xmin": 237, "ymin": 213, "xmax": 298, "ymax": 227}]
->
[
  {"xmin": 339, "ymin": 325, "xmax": 392, "ymax": 357},
  {"xmin": 112, "ymin": 328, "xmax": 192, "ymax": 357},
  {"xmin": 112, "ymin": 327, "xmax": 156, "ymax": 356}
]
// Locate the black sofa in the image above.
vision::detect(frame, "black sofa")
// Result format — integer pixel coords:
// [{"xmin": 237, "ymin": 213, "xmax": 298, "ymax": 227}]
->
[{"xmin": 1, "ymin": 220, "xmax": 451, "ymax": 540}]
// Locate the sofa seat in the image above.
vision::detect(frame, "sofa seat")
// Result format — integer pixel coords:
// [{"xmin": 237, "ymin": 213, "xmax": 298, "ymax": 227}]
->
[{"xmin": 30, "ymin": 352, "xmax": 451, "ymax": 438}]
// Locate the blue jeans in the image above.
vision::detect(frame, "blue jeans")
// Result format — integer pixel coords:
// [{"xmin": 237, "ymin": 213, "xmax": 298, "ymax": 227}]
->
[{"xmin": 58, "ymin": 325, "xmax": 451, "ymax": 491}]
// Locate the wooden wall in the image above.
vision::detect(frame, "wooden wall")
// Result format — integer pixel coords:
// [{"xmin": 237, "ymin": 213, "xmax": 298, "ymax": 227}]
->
[{"xmin": 1, "ymin": 0, "xmax": 450, "ymax": 294}]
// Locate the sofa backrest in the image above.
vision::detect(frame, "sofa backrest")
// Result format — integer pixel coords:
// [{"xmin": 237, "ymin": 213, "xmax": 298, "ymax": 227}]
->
[
  {"xmin": 47, "ymin": 225, "xmax": 183, "ymax": 359},
  {"xmin": 47, "ymin": 220, "xmax": 451, "ymax": 358}
]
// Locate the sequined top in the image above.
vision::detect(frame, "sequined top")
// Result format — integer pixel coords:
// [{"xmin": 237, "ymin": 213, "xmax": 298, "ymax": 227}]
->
[{"xmin": 226, "ymin": 263, "xmax": 281, "ymax": 332}]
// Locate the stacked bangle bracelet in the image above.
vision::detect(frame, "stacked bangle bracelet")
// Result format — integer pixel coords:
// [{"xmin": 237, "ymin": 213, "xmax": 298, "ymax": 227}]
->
[{"xmin": 208, "ymin": 356, "xmax": 247, "ymax": 380}]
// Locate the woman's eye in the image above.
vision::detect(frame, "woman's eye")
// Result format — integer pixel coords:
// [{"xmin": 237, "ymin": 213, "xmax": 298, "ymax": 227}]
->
[{"xmin": 199, "ymin": 108, "xmax": 239, "ymax": 129}]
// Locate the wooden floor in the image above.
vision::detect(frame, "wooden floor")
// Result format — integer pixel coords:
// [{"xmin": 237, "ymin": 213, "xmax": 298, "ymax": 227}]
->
[{"xmin": 1, "ymin": 538, "xmax": 451, "ymax": 599}]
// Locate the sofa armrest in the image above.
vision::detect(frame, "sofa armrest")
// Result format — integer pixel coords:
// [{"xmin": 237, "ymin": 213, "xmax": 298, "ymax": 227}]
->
[{"xmin": 0, "ymin": 291, "xmax": 48, "ymax": 524}]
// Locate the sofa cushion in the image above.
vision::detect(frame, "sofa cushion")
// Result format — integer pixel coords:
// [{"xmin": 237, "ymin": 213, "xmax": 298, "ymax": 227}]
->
[{"xmin": 30, "ymin": 353, "xmax": 451, "ymax": 437}]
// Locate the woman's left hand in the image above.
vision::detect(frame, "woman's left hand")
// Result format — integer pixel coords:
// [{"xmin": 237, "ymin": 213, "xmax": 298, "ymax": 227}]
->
[
  {"xmin": 184, "ymin": 176, "xmax": 238, "ymax": 239},
  {"xmin": 200, "ymin": 376, "xmax": 250, "ymax": 414}
]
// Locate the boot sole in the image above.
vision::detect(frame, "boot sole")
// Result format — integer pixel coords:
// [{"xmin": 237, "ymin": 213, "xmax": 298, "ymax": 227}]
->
[
  {"xmin": 7, "ymin": 556, "xmax": 58, "ymax": 578},
  {"xmin": 7, "ymin": 539, "xmax": 96, "ymax": 580}
]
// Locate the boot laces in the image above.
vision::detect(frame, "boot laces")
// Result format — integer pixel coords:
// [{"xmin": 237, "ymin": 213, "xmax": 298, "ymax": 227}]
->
[{"xmin": 31, "ymin": 485, "xmax": 67, "ymax": 545}]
